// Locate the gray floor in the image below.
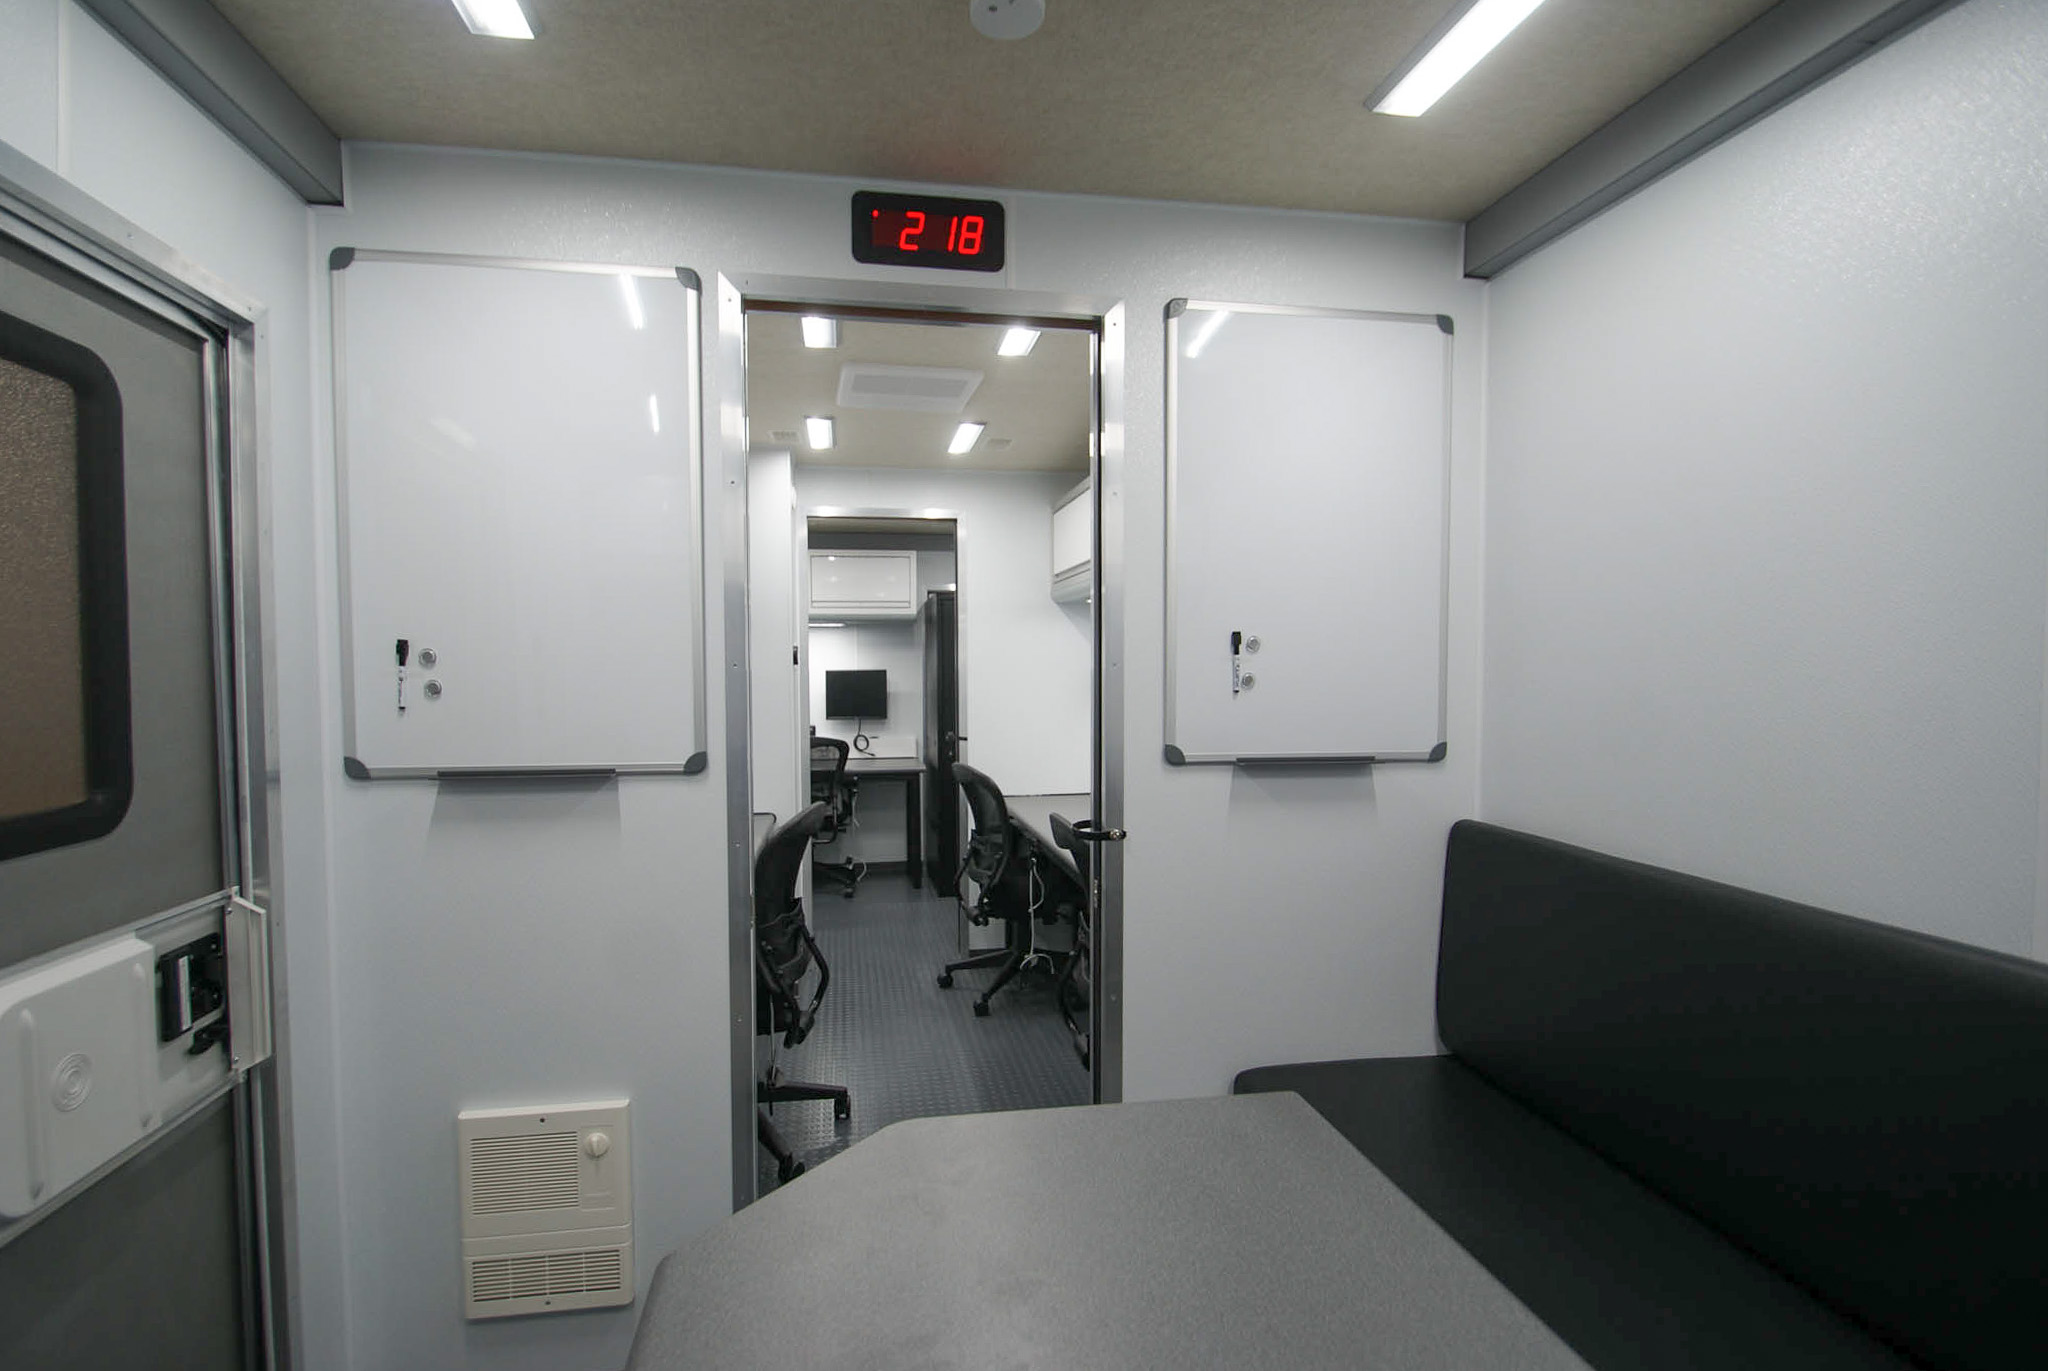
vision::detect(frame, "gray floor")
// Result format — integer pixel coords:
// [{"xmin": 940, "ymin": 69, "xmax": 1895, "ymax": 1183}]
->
[{"xmin": 756, "ymin": 870, "xmax": 1089, "ymax": 1195}]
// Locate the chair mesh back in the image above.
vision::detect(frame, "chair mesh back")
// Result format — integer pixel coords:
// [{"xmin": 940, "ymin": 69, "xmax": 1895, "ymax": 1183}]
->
[
  {"xmin": 951, "ymin": 763, "xmax": 1010, "ymax": 887},
  {"xmin": 755, "ymin": 804, "xmax": 828, "ymax": 996}
]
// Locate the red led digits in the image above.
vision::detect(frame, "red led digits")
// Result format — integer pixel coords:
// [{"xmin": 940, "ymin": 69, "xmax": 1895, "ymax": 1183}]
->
[
  {"xmin": 897, "ymin": 210, "xmax": 925, "ymax": 251},
  {"xmin": 851, "ymin": 193, "xmax": 1003, "ymax": 271}
]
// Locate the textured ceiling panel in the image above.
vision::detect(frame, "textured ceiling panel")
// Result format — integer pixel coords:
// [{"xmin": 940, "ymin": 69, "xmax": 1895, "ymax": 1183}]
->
[
  {"xmin": 747, "ymin": 312, "xmax": 1091, "ymax": 472},
  {"xmin": 209, "ymin": 0, "xmax": 1779, "ymax": 220}
]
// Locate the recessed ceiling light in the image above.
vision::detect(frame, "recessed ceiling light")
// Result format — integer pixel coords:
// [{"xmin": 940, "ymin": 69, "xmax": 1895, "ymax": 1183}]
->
[
  {"xmin": 806, "ymin": 416, "xmax": 836, "ymax": 451},
  {"xmin": 451, "ymin": 0, "xmax": 535, "ymax": 40},
  {"xmin": 801, "ymin": 316, "xmax": 838, "ymax": 349},
  {"xmin": 997, "ymin": 327, "xmax": 1040, "ymax": 357},
  {"xmin": 949, "ymin": 422, "xmax": 986, "ymax": 456},
  {"xmin": 618, "ymin": 274, "xmax": 644, "ymax": 330},
  {"xmin": 1372, "ymin": 0, "xmax": 1548, "ymax": 118}
]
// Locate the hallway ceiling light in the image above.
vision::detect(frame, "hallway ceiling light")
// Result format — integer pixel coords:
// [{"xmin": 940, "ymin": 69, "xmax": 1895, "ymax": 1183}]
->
[
  {"xmin": 997, "ymin": 327, "xmax": 1040, "ymax": 357},
  {"xmin": 806, "ymin": 416, "xmax": 835, "ymax": 450},
  {"xmin": 949, "ymin": 422, "xmax": 986, "ymax": 455},
  {"xmin": 801, "ymin": 316, "xmax": 838, "ymax": 349},
  {"xmin": 450, "ymin": 0, "xmax": 534, "ymax": 40},
  {"xmin": 1372, "ymin": 0, "xmax": 1549, "ymax": 118}
]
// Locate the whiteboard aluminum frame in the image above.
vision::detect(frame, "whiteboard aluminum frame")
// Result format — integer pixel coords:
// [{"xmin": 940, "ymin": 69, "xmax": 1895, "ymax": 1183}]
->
[
  {"xmin": 1162, "ymin": 298, "xmax": 1454, "ymax": 767},
  {"xmin": 328, "ymin": 248, "xmax": 709, "ymax": 779}
]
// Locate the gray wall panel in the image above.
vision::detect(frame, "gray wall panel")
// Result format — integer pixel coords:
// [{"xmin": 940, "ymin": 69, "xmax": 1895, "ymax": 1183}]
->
[{"xmin": 0, "ymin": 1099, "xmax": 243, "ymax": 1370}]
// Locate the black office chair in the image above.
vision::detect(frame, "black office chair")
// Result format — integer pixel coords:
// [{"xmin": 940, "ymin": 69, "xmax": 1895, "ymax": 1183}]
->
[
  {"xmin": 809, "ymin": 736, "xmax": 863, "ymax": 898},
  {"xmin": 755, "ymin": 803, "xmax": 851, "ymax": 1185},
  {"xmin": 1049, "ymin": 813, "xmax": 1095, "ymax": 1070},
  {"xmin": 935, "ymin": 764, "xmax": 1038, "ymax": 1017}
]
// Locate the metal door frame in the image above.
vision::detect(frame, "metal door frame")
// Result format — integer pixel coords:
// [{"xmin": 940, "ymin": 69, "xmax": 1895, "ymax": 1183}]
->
[
  {"xmin": 0, "ymin": 143, "xmax": 286, "ymax": 1370},
  {"xmin": 717, "ymin": 273, "xmax": 1127, "ymax": 1209}
]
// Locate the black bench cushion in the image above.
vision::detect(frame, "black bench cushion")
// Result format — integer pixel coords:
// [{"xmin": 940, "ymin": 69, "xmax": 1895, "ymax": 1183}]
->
[
  {"xmin": 1438, "ymin": 821, "xmax": 2048, "ymax": 1371},
  {"xmin": 1235, "ymin": 1057, "xmax": 1912, "ymax": 1371}
]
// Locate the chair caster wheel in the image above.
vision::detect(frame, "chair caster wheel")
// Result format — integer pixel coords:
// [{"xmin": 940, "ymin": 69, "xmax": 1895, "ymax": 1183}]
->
[
  {"xmin": 936, "ymin": 973, "xmax": 954, "ymax": 988},
  {"xmin": 841, "ymin": 887, "xmax": 855, "ymax": 899},
  {"xmin": 973, "ymin": 1001, "xmax": 991, "ymax": 1018},
  {"xmin": 778, "ymin": 1158, "xmax": 805, "ymax": 1183}
]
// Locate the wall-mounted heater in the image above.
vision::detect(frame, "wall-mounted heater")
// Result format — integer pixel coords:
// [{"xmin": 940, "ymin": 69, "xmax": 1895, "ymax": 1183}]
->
[{"xmin": 457, "ymin": 1098, "xmax": 633, "ymax": 1319}]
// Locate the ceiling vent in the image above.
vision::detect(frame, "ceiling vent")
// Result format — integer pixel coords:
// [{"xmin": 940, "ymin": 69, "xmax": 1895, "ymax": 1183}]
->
[
  {"xmin": 458, "ymin": 1099, "xmax": 632, "ymax": 1320},
  {"xmin": 837, "ymin": 363, "xmax": 983, "ymax": 414}
]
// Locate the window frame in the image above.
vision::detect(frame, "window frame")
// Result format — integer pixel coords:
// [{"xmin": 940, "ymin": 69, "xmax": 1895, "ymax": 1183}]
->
[{"xmin": 0, "ymin": 307, "xmax": 131, "ymax": 861}]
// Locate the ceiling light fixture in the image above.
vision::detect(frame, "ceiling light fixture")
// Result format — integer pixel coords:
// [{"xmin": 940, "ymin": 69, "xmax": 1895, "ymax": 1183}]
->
[
  {"xmin": 618, "ymin": 274, "xmax": 645, "ymax": 330},
  {"xmin": 806, "ymin": 416, "xmax": 836, "ymax": 451},
  {"xmin": 1370, "ymin": 0, "xmax": 1548, "ymax": 118},
  {"xmin": 801, "ymin": 316, "xmax": 839, "ymax": 349},
  {"xmin": 997, "ymin": 327, "xmax": 1040, "ymax": 357},
  {"xmin": 451, "ymin": 0, "xmax": 535, "ymax": 40},
  {"xmin": 970, "ymin": 0, "xmax": 1045, "ymax": 41},
  {"xmin": 1183, "ymin": 309, "xmax": 1231, "ymax": 359},
  {"xmin": 949, "ymin": 422, "xmax": 986, "ymax": 456}
]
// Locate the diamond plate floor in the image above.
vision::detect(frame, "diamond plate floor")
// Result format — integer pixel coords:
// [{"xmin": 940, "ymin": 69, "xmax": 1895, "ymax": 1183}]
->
[{"xmin": 756, "ymin": 871, "xmax": 1088, "ymax": 1195}]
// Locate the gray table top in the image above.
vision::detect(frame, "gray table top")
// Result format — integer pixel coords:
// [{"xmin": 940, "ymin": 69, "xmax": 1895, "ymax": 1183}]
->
[
  {"xmin": 829, "ymin": 755, "xmax": 924, "ymax": 776},
  {"xmin": 627, "ymin": 1093, "xmax": 1590, "ymax": 1371}
]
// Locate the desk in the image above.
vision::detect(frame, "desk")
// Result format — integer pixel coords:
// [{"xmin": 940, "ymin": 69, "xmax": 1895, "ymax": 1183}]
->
[
  {"xmin": 815, "ymin": 755, "xmax": 923, "ymax": 890},
  {"xmin": 626, "ymin": 1093, "xmax": 1590, "ymax": 1370}
]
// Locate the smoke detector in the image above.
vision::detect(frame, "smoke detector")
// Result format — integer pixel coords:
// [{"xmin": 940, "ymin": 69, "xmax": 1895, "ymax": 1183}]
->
[{"xmin": 970, "ymin": 0, "xmax": 1044, "ymax": 41}]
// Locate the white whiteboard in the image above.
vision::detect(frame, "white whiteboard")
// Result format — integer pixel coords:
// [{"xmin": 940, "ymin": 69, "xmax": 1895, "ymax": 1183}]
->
[
  {"xmin": 332, "ymin": 251, "xmax": 705, "ymax": 777},
  {"xmin": 1165, "ymin": 301, "xmax": 1450, "ymax": 765}
]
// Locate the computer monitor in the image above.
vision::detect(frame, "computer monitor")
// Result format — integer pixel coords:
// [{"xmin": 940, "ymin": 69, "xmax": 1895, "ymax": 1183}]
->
[{"xmin": 824, "ymin": 669, "xmax": 887, "ymax": 720}]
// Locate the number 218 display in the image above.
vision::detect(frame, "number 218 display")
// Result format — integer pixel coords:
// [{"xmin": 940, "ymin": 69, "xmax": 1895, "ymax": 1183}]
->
[{"xmin": 850, "ymin": 191, "xmax": 1006, "ymax": 273}]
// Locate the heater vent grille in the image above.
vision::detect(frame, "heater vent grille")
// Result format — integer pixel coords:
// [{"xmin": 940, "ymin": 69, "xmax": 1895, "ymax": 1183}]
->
[
  {"xmin": 470, "ymin": 1248, "xmax": 624, "ymax": 1304},
  {"xmin": 467, "ymin": 1131, "xmax": 580, "ymax": 1215},
  {"xmin": 457, "ymin": 1098, "xmax": 632, "ymax": 1319}
]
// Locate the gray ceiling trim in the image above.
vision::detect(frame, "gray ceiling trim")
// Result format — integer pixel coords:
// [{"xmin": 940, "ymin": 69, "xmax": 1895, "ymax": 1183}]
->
[
  {"xmin": 1462, "ymin": 0, "xmax": 1960, "ymax": 280},
  {"xmin": 77, "ymin": 0, "xmax": 343, "ymax": 204}
]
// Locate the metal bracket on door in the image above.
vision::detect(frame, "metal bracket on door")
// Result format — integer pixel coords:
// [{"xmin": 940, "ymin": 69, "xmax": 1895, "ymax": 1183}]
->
[{"xmin": 222, "ymin": 890, "xmax": 273, "ymax": 1072}]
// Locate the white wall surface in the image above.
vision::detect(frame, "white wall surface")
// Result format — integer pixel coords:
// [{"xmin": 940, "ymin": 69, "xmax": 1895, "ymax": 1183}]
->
[
  {"xmin": 799, "ymin": 466, "xmax": 1095, "ymax": 797},
  {"xmin": 316, "ymin": 139, "xmax": 1482, "ymax": 1370},
  {"xmin": 1, "ymin": 5, "xmax": 345, "ymax": 1368},
  {"xmin": 1482, "ymin": 0, "xmax": 2048, "ymax": 958}
]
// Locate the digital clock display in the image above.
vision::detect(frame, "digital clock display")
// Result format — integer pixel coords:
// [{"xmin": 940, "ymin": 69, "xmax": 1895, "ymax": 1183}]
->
[{"xmin": 851, "ymin": 191, "xmax": 1006, "ymax": 273}]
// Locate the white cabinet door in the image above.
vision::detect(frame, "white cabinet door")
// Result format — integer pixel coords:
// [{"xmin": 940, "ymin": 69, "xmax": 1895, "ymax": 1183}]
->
[
  {"xmin": 810, "ymin": 550, "xmax": 917, "ymax": 617},
  {"xmin": 1051, "ymin": 482, "xmax": 1092, "ymax": 603}
]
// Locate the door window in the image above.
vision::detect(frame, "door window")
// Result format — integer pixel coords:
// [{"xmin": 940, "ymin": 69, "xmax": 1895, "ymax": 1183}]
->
[{"xmin": 0, "ymin": 310, "xmax": 130, "ymax": 860}]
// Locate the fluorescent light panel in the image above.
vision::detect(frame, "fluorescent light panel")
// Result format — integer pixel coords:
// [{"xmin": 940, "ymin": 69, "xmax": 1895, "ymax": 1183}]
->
[
  {"xmin": 997, "ymin": 327, "xmax": 1040, "ymax": 357},
  {"xmin": 618, "ymin": 274, "xmax": 645, "ymax": 330},
  {"xmin": 801, "ymin": 316, "xmax": 838, "ymax": 349},
  {"xmin": 948, "ymin": 422, "xmax": 985, "ymax": 456},
  {"xmin": 1373, "ymin": 0, "xmax": 1548, "ymax": 118},
  {"xmin": 451, "ymin": 0, "xmax": 534, "ymax": 39},
  {"xmin": 805, "ymin": 416, "xmax": 835, "ymax": 450}
]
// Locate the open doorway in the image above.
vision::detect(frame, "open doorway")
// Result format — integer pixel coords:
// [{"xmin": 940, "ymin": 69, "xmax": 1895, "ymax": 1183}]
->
[{"xmin": 742, "ymin": 305, "xmax": 1102, "ymax": 1194}]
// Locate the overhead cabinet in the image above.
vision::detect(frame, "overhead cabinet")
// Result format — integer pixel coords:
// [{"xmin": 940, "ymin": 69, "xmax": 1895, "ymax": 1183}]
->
[
  {"xmin": 1051, "ymin": 479, "xmax": 1092, "ymax": 603},
  {"xmin": 810, "ymin": 549, "xmax": 918, "ymax": 619}
]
